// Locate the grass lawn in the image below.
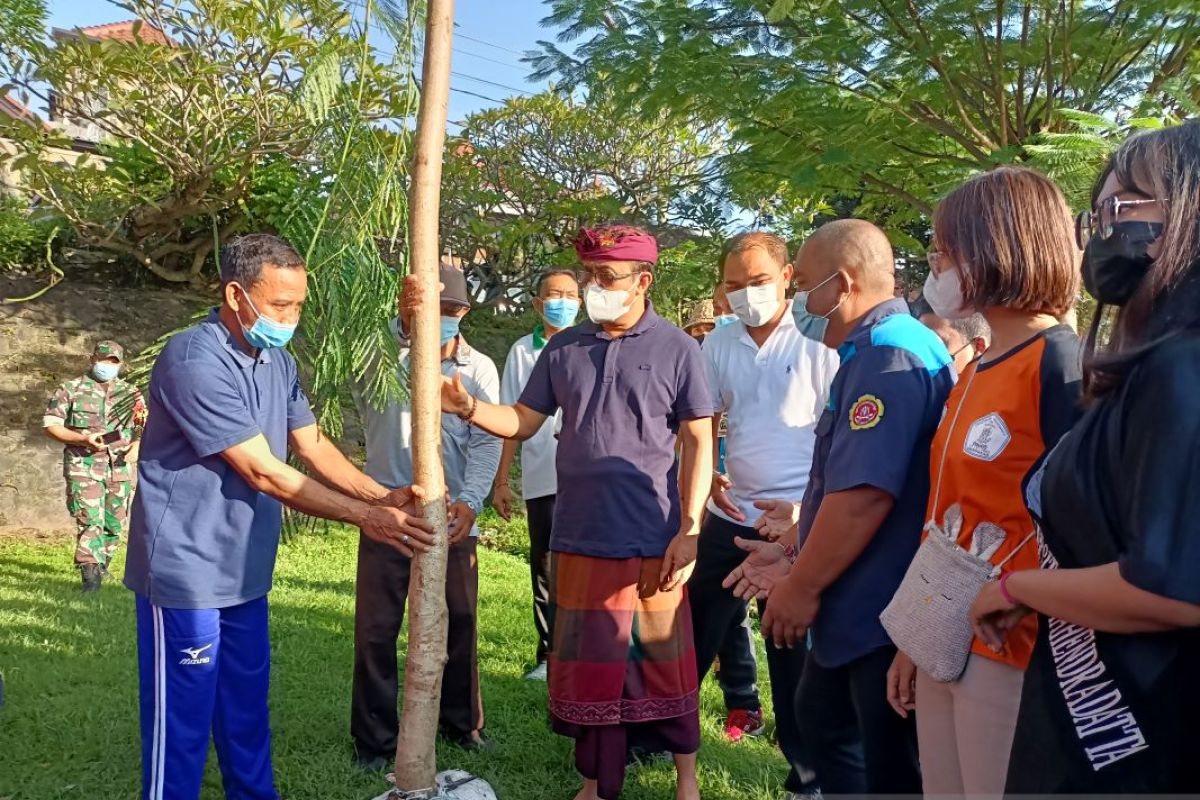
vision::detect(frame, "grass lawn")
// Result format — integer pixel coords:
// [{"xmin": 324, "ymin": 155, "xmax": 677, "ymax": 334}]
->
[{"xmin": 0, "ymin": 523, "xmax": 788, "ymax": 800}]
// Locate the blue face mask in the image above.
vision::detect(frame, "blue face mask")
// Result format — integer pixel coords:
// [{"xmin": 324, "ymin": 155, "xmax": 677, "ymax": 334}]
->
[
  {"xmin": 791, "ymin": 272, "xmax": 844, "ymax": 344},
  {"xmin": 92, "ymin": 362, "xmax": 119, "ymax": 382},
  {"xmin": 541, "ymin": 297, "xmax": 580, "ymax": 329},
  {"xmin": 440, "ymin": 315, "xmax": 461, "ymax": 346},
  {"xmin": 236, "ymin": 284, "xmax": 297, "ymax": 349},
  {"xmin": 714, "ymin": 314, "xmax": 738, "ymax": 328}
]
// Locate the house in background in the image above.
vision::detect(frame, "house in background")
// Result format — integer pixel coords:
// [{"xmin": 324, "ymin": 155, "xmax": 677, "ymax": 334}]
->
[
  {"xmin": 0, "ymin": 20, "xmax": 172, "ymax": 195},
  {"xmin": 47, "ymin": 20, "xmax": 174, "ymax": 149}
]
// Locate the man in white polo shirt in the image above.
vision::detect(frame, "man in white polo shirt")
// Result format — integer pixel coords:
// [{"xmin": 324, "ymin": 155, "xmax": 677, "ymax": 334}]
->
[
  {"xmin": 691, "ymin": 231, "xmax": 840, "ymax": 797},
  {"xmin": 493, "ymin": 269, "xmax": 581, "ymax": 681}
]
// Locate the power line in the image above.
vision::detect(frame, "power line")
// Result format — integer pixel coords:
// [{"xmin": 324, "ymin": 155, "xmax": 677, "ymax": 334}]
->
[
  {"xmin": 448, "ymin": 70, "xmax": 532, "ymax": 96},
  {"xmin": 454, "ymin": 31, "xmax": 527, "ymax": 57},
  {"xmin": 453, "ymin": 47, "xmax": 527, "ymax": 72},
  {"xmin": 340, "ymin": 1, "xmax": 532, "ymax": 104},
  {"xmin": 449, "ymin": 86, "xmax": 505, "ymax": 105},
  {"xmin": 342, "ymin": 0, "xmax": 529, "ymax": 68}
]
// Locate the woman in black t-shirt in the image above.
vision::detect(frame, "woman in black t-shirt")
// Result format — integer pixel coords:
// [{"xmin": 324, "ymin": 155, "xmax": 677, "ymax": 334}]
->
[{"xmin": 969, "ymin": 121, "xmax": 1200, "ymax": 793}]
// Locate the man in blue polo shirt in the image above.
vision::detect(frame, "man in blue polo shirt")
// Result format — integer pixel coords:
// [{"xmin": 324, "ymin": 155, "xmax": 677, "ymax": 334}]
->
[
  {"xmin": 124, "ymin": 234, "xmax": 434, "ymax": 800},
  {"xmin": 431, "ymin": 225, "xmax": 713, "ymax": 800},
  {"xmin": 726, "ymin": 219, "xmax": 953, "ymax": 794}
]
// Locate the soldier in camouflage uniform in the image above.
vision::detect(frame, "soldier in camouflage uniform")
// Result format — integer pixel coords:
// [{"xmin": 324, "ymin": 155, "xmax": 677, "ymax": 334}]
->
[{"xmin": 42, "ymin": 341, "xmax": 147, "ymax": 592}]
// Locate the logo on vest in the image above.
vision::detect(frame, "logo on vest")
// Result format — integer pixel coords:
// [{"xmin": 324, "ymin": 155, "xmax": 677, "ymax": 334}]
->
[
  {"xmin": 179, "ymin": 643, "xmax": 213, "ymax": 666},
  {"xmin": 963, "ymin": 413, "xmax": 1011, "ymax": 461}
]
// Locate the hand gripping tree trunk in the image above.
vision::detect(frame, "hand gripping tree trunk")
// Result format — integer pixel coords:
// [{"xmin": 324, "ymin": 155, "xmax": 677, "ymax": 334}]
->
[{"xmin": 392, "ymin": 0, "xmax": 455, "ymax": 797}]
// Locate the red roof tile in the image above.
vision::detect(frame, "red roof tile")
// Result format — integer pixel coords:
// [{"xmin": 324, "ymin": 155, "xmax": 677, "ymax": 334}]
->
[
  {"xmin": 0, "ymin": 94, "xmax": 36, "ymax": 122},
  {"xmin": 72, "ymin": 20, "xmax": 174, "ymax": 46}
]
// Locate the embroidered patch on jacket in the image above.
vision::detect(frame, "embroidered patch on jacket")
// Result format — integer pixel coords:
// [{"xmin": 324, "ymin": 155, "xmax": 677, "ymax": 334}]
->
[
  {"xmin": 849, "ymin": 394, "xmax": 884, "ymax": 430},
  {"xmin": 963, "ymin": 412, "xmax": 1011, "ymax": 461}
]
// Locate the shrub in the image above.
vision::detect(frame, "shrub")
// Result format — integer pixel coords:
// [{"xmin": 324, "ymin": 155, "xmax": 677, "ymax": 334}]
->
[
  {"xmin": 476, "ymin": 507, "xmax": 531, "ymax": 561},
  {"xmin": 0, "ymin": 198, "xmax": 61, "ymax": 269}
]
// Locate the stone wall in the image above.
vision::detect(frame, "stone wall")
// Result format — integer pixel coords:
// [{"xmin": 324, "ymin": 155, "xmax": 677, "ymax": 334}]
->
[{"xmin": 0, "ymin": 276, "xmax": 210, "ymax": 531}]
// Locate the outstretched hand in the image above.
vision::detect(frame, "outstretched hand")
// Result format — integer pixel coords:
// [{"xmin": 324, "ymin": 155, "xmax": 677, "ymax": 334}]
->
[
  {"xmin": 722, "ymin": 536, "xmax": 790, "ymax": 600},
  {"xmin": 441, "ymin": 373, "xmax": 473, "ymax": 416},
  {"xmin": 752, "ymin": 499, "xmax": 800, "ymax": 542}
]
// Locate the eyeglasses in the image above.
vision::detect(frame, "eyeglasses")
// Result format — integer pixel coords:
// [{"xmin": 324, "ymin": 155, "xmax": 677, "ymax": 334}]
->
[
  {"xmin": 927, "ymin": 250, "xmax": 955, "ymax": 274},
  {"xmin": 542, "ymin": 289, "xmax": 580, "ymax": 300},
  {"xmin": 1075, "ymin": 195, "xmax": 1160, "ymax": 250},
  {"xmin": 575, "ymin": 267, "xmax": 643, "ymax": 290}
]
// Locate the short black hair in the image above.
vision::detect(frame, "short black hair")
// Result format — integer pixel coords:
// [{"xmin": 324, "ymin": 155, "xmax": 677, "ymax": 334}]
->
[{"xmin": 219, "ymin": 234, "xmax": 305, "ymax": 287}]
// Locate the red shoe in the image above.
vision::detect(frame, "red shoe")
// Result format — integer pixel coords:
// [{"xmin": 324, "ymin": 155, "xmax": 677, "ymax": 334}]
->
[{"xmin": 723, "ymin": 708, "xmax": 765, "ymax": 742}]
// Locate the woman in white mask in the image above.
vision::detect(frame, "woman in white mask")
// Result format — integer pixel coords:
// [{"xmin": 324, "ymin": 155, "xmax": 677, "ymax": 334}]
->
[{"xmin": 886, "ymin": 167, "xmax": 1082, "ymax": 798}]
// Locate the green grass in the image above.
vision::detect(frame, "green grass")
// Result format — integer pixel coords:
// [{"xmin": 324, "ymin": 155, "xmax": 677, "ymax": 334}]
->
[{"xmin": 0, "ymin": 527, "xmax": 787, "ymax": 800}]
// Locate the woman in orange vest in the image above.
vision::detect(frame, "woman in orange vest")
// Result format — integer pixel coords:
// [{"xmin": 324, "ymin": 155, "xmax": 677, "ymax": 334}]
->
[{"xmin": 887, "ymin": 166, "xmax": 1083, "ymax": 796}]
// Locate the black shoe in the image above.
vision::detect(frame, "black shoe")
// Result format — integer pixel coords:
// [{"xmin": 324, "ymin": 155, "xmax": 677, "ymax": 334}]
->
[
  {"xmin": 443, "ymin": 730, "xmax": 493, "ymax": 752},
  {"xmin": 99, "ymin": 563, "xmax": 114, "ymax": 581},
  {"xmin": 353, "ymin": 752, "xmax": 391, "ymax": 772},
  {"xmin": 80, "ymin": 564, "xmax": 102, "ymax": 593}
]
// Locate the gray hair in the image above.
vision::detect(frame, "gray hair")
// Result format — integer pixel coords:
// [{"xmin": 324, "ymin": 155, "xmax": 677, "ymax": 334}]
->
[
  {"xmin": 949, "ymin": 313, "xmax": 991, "ymax": 347},
  {"xmin": 537, "ymin": 268, "xmax": 578, "ymax": 296},
  {"xmin": 219, "ymin": 234, "xmax": 305, "ymax": 287}
]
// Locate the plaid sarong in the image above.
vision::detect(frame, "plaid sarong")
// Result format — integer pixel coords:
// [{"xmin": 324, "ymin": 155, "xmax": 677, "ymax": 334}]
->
[{"xmin": 548, "ymin": 552, "xmax": 700, "ymax": 726}]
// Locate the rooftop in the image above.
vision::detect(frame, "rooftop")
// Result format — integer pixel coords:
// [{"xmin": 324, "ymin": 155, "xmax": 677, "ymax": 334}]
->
[{"xmin": 54, "ymin": 19, "xmax": 174, "ymax": 47}]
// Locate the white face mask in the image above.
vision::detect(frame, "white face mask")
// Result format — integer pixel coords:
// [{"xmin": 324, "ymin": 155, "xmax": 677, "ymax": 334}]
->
[
  {"xmin": 585, "ymin": 283, "xmax": 632, "ymax": 324},
  {"xmin": 923, "ymin": 267, "xmax": 972, "ymax": 320},
  {"xmin": 726, "ymin": 283, "xmax": 781, "ymax": 328}
]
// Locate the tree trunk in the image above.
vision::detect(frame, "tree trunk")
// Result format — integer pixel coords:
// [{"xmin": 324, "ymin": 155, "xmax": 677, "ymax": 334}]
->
[{"xmin": 392, "ymin": 0, "xmax": 455, "ymax": 797}]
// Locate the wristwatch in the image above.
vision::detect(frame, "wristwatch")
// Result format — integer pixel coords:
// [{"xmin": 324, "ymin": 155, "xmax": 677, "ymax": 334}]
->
[{"xmin": 463, "ymin": 497, "xmax": 483, "ymax": 515}]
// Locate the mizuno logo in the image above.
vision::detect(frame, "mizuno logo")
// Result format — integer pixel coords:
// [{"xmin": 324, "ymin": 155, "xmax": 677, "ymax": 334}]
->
[{"xmin": 179, "ymin": 643, "xmax": 213, "ymax": 665}]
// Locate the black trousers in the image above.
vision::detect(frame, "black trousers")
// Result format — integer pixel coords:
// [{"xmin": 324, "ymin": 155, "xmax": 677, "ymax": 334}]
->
[
  {"xmin": 689, "ymin": 513, "xmax": 815, "ymax": 793},
  {"xmin": 713, "ymin": 604, "xmax": 759, "ymax": 712},
  {"xmin": 794, "ymin": 643, "xmax": 920, "ymax": 795},
  {"xmin": 526, "ymin": 494, "xmax": 555, "ymax": 665},
  {"xmin": 350, "ymin": 533, "xmax": 483, "ymax": 759}
]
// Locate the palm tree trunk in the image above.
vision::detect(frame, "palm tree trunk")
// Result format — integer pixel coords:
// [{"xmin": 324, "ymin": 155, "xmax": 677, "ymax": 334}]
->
[{"xmin": 392, "ymin": 0, "xmax": 455, "ymax": 795}]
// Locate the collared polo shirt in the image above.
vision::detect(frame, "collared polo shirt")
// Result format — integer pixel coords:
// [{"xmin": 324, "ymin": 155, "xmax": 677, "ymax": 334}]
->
[
  {"xmin": 795, "ymin": 298, "xmax": 954, "ymax": 668},
  {"xmin": 124, "ymin": 309, "xmax": 316, "ymax": 609},
  {"xmin": 518, "ymin": 303, "xmax": 713, "ymax": 558},
  {"xmin": 353, "ymin": 329, "xmax": 501, "ymax": 532},
  {"xmin": 500, "ymin": 332, "xmax": 559, "ymax": 500},
  {"xmin": 703, "ymin": 300, "xmax": 841, "ymax": 526}
]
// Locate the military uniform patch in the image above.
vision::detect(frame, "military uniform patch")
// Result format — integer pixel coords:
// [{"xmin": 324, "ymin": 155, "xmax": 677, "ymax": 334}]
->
[{"xmin": 849, "ymin": 394, "xmax": 884, "ymax": 430}]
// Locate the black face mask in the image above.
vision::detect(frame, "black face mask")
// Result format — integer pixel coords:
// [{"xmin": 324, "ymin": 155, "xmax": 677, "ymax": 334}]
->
[{"xmin": 1082, "ymin": 221, "xmax": 1164, "ymax": 306}]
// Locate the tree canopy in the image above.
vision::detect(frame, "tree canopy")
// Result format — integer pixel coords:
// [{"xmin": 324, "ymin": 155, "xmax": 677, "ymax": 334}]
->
[
  {"xmin": 0, "ymin": 0, "xmax": 413, "ymax": 284},
  {"xmin": 533, "ymin": 0, "xmax": 1200, "ymax": 240},
  {"xmin": 440, "ymin": 90, "xmax": 725, "ymax": 308}
]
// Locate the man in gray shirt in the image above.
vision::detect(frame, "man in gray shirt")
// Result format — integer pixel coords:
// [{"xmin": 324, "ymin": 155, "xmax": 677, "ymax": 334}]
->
[{"xmin": 350, "ymin": 264, "xmax": 501, "ymax": 768}]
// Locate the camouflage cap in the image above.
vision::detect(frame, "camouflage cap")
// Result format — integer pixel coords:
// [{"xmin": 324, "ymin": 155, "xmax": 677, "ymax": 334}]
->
[
  {"xmin": 684, "ymin": 299, "xmax": 715, "ymax": 332},
  {"xmin": 93, "ymin": 340, "xmax": 125, "ymax": 361}
]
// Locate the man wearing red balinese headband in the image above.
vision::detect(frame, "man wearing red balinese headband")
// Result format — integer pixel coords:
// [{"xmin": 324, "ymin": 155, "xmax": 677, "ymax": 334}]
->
[{"xmin": 408, "ymin": 224, "xmax": 714, "ymax": 800}]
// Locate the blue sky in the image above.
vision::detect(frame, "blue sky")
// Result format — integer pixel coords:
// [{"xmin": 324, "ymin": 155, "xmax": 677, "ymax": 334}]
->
[{"xmin": 45, "ymin": 0, "xmax": 561, "ymax": 127}]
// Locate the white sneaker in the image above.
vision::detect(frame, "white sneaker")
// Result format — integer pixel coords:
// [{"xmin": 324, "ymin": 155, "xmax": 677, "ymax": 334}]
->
[{"xmin": 524, "ymin": 661, "xmax": 548, "ymax": 681}]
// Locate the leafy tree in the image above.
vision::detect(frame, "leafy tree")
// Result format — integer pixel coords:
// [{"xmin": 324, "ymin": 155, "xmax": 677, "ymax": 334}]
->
[
  {"xmin": 533, "ymin": 0, "xmax": 1200, "ymax": 235},
  {"xmin": 0, "ymin": 0, "xmax": 412, "ymax": 284},
  {"xmin": 439, "ymin": 91, "xmax": 725, "ymax": 306}
]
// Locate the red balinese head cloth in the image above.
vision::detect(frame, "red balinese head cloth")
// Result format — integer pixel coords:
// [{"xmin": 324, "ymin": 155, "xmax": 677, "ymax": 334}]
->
[{"xmin": 574, "ymin": 225, "xmax": 659, "ymax": 265}]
